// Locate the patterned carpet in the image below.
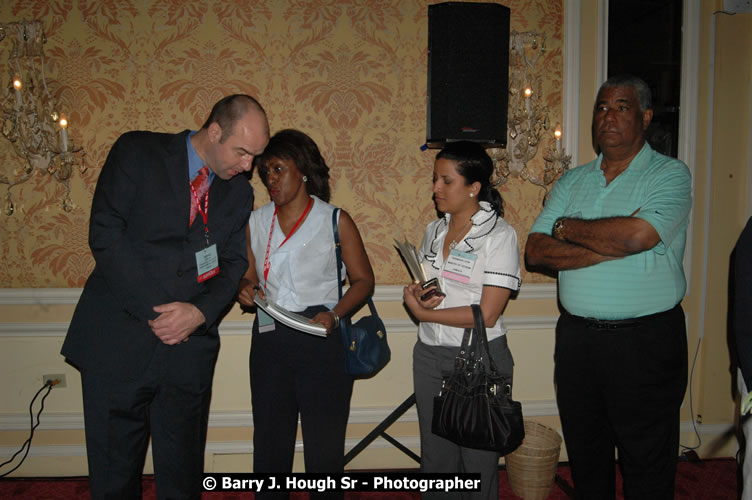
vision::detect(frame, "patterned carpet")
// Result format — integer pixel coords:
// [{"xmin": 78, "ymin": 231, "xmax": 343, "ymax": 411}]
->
[{"xmin": 0, "ymin": 458, "xmax": 738, "ymax": 499}]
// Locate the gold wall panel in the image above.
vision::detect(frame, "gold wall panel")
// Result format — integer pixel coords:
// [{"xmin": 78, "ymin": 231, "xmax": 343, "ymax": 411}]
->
[{"xmin": 0, "ymin": 0, "xmax": 563, "ymax": 287}]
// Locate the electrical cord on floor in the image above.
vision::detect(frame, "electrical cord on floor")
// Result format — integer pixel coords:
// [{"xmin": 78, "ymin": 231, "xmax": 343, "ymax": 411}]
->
[
  {"xmin": 0, "ymin": 380, "xmax": 55, "ymax": 478},
  {"xmin": 679, "ymin": 334, "xmax": 702, "ymax": 461}
]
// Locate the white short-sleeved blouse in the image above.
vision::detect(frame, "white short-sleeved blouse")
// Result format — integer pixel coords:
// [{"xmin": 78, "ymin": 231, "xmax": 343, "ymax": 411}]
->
[
  {"xmin": 418, "ymin": 201, "xmax": 521, "ymax": 347},
  {"xmin": 249, "ymin": 195, "xmax": 344, "ymax": 312}
]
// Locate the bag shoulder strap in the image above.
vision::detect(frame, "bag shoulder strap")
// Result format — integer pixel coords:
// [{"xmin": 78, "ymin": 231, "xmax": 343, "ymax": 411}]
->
[
  {"xmin": 458, "ymin": 326, "xmax": 473, "ymax": 359},
  {"xmin": 331, "ymin": 208, "xmax": 380, "ymax": 324},
  {"xmin": 333, "ymin": 208, "xmax": 343, "ymax": 299},
  {"xmin": 471, "ymin": 303, "xmax": 500, "ymax": 374}
]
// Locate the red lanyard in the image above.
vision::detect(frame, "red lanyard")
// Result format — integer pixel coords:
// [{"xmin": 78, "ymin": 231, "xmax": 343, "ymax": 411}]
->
[
  {"xmin": 262, "ymin": 197, "xmax": 313, "ymax": 288},
  {"xmin": 190, "ymin": 184, "xmax": 210, "ymax": 246}
]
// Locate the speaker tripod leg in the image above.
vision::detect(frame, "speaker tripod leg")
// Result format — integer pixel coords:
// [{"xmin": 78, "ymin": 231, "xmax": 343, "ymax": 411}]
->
[{"xmin": 344, "ymin": 394, "xmax": 419, "ymax": 465}]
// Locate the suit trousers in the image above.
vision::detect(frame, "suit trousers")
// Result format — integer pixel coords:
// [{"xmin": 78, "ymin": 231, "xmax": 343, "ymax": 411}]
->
[
  {"xmin": 250, "ymin": 306, "xmax": 353, "ymax": 500},
  {"xmin": 554, "ymin": 304, "xmax": 687, "ymax": 500},
  {"xmin": 80, "ymin": 334, "xmax": 219, "ymax": 500},
  {"xmin": 413, "ymin": 336, "xmax": 514, "ymax": 500},
  {"xmin": 738, "ymin": 369, "xmax": 752, "ymax": 500}
]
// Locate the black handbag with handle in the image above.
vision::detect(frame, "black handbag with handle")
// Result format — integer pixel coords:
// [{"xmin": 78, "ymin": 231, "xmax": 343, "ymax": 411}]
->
[
  {"xmin": 431, "ymin": 303, "xmax": 524, "ymax": 454},
  {"xmin": 332, "ymin": 209, "xmax": 391, "ymax": 377}
]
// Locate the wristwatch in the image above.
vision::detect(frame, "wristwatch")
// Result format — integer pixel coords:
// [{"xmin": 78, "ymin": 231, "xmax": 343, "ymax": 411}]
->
[{"xmin": 553, "ymin": 218, "xmax": 565, "ymax": 240}]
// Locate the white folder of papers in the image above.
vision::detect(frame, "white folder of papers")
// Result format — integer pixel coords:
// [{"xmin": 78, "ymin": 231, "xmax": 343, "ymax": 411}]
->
[{"xmin": 254, "ymin": 293, "xmax": 327, "ymax": 337}]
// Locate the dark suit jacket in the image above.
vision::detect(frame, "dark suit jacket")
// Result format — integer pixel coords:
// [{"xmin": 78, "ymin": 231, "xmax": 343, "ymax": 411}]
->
[
  {"xmin": 62, "ymin": 130, "xmax": 253, "ymax": 379},
  {"xmin": 736, "ymin": 217, "xmax": 752, "ymax": 388}
]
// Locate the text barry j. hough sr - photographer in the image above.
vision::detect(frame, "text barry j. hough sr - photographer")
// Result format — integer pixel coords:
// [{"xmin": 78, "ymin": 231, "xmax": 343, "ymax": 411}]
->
[{"xmin": 201, "ymin": 473, "xmax": 481, "ymax": 493}]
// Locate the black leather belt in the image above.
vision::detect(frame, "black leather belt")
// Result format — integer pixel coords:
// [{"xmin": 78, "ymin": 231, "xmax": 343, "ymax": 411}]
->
[
  {"xmin": 563, "ymin": 304, "xmax": 680, "ymax": 330},
  {"xmin": 563, "ymin": 311, "xmax": 642, "ymax": 330},
  {"xmin": 582, "ymin": 317, "xmax": 641, "ymax": 330}
]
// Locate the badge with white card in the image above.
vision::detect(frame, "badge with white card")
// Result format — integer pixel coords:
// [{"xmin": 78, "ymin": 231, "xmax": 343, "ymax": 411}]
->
[
  {"xmin": 195, "ymin": 244, "xmax": 219, "ymax": 283},
  {"xmin": 441, "ymin": 249, "xmax": 477, "ymax": 284},
  {"xmin": 257, "ymin": 309, "xmax": 276, "ymax": 333}
]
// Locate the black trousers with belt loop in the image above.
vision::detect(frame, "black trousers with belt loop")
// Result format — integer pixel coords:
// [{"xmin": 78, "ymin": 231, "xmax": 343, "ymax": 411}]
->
[
  {"xmin": 250, "ymin": 305, "xmax": 353, "ymax": 500},
  {"xmin": 554, "ymin": 304, "xmax": 688, "ymax": 500}
]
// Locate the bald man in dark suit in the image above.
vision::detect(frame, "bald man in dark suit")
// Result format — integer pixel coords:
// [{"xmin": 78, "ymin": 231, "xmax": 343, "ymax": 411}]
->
[{"xmin": 63, "ymin": 95, "xmax": 269, "ymax": 499}]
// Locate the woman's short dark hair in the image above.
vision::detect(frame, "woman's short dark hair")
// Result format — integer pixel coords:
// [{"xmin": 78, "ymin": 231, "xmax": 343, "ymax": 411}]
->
[
  {"xmin": 436, "ymin": 141, "xmax": 503, "ymax": 216},
  {"xmin": 253, "ymin": 129, "xmax": 331, "ymax": 202}
]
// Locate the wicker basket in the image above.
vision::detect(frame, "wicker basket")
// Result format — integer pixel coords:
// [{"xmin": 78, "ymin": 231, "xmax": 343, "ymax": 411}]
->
[{"xmin": 505, "ymin": 420, "xmax": 563, "ymax": 500}]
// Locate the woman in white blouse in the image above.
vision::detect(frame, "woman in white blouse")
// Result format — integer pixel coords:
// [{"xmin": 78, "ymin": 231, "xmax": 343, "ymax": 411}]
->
[
  {"xmin": 237, "ymin": 129, "xmax": 374, "ymax": 500},
  {"xmin": 403, "ymin": 141, "xmax": 521, "ymax": 500}
]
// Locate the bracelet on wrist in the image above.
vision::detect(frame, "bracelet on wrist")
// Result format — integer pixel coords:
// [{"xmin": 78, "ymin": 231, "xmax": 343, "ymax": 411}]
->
[{"xmin": 329, "ymin": 310, "xmax": 340, "ymax": 329}]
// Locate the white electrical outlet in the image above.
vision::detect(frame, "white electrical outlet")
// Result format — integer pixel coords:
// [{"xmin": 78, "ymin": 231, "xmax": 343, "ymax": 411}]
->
[
  {"xmin": 42, "ymin": 373, "xmax": 66, "ymax": 388},
  {"xmin": 724, "ymin": 0, "xmax": 752, "ymax": 13}
]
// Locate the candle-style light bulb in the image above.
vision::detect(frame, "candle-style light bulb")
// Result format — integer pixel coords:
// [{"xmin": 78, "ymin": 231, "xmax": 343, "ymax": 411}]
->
[
  {"xmin": 524, "ymin": 86, "xmax": 532, "ymax": 114},
  {"xmin": 12, "ymin": 74, "xmax": 22, "ymax": 110},
  {"xmin": 59, "ymin": 114, "xmax": 69, "ymax": 152},
  {"xmin": 554, "ymin": 125, "xmax": 562, "ymax": 153}
]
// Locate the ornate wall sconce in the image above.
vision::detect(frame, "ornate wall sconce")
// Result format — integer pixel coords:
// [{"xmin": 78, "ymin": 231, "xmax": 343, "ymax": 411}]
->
[
  {"xmin": 540, "ymin": 124, "xmax": 572, "ymax": 194},
  {"xmin": 488, "ymin": 30, "xmax": 571, "ymax": 199},
  {"xmin": 0, "ymin": 20, "xmax": 86, "ymax": 215}
]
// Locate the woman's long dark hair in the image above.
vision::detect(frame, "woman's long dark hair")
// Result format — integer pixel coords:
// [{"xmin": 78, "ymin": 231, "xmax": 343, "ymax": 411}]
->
[
  {"xmin": 436, "ymin": 141, "xmax": 503, "ymax": 216},
  {"xmin": 253, "ymin": 129, "xmax": 331, "ymax": 202}
]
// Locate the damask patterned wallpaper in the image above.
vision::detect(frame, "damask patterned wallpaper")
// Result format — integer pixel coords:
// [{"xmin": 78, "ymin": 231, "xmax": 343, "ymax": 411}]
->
[{"xmin": 0, "ymin": 0, "xmax": 563, "ymax": 288}]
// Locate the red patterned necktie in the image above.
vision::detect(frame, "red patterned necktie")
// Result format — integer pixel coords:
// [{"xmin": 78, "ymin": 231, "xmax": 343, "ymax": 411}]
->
[{"xmin": 189, "ymin": 166, "xmax": 210, "ymax": 226}]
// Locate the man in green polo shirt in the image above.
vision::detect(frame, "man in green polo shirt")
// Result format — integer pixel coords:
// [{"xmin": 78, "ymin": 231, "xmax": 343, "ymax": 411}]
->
[{"xmin": 526, "ymin": 74, "xmax": 692, "ymax": 500}]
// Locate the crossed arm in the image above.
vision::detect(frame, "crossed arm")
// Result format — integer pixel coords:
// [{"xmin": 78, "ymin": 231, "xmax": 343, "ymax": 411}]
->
[{"xmin": 525, "ymin": 215, "xmax": 660, "ymax": 271}]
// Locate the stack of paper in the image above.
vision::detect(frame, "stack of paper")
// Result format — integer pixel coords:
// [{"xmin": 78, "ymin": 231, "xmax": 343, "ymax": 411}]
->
[{"xmin": 254, "ymin": 293, "xmax": 328, "ymax": 337}]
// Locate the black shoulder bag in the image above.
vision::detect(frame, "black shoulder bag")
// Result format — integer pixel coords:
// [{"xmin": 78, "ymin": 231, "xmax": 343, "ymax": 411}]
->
[
  {"xmin": 431, "ymin": 303, "xmax": 525, "ymax": 454},
  {"xmin": 332, "ymin": 208, "xmax": 390, "ymax": 377}
]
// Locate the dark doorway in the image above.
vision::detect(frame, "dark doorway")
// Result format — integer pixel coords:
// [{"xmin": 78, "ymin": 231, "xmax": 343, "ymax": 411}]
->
[{"xmin": 608, "ymin": 0, "xmax": 683, "ymax": 158}]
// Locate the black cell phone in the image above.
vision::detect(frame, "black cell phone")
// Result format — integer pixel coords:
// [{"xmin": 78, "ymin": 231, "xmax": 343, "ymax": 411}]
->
[
  {"xmin": 420, "ymin": 278, "xmax": 445, "ymax": 301},
  {"xmin": 421, "ymin": 277, "xmax": 439, "ymax": 290},
  {"xmin": 420, "ymin": 288, "xmax": 442, "ymax": 300}
]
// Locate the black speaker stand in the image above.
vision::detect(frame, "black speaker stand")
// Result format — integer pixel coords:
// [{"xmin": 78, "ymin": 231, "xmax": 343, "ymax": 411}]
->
[{"xmin": 344, "ymin": 393, "xmax": 420, "ymax": 465}]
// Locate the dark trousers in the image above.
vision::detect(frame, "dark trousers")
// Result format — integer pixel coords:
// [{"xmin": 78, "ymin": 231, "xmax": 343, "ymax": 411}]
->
[
  {"xmin": 413, "ymin": 336, "xmax": 514, "ymax": 500},
  {"xmin": 80, "ymin": 334, "xmax": 218, "ymax": 500},
  {"xmin": 554, "ymin": 305, "xmax": 687, "ymax": 500},
  {"xmin": 250, "ymin": 306, "xmax": 353, "ymax": 500}
]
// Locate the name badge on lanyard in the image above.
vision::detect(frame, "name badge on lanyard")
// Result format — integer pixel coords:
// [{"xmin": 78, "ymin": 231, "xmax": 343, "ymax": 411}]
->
[
  {"xmin": 196, "ymin": 244, "xmax": 219, "ymax": 282},
  {"xmin": 441, "ymin": 249, "xmax": 477, "ymax": 284},
  {"xmin": 192, "ymin": 184, "xmax": 220, "ymax": 283},
  {"xmin": 257, "ymin": 309, "xmax": 276, "ymax": 333}
]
